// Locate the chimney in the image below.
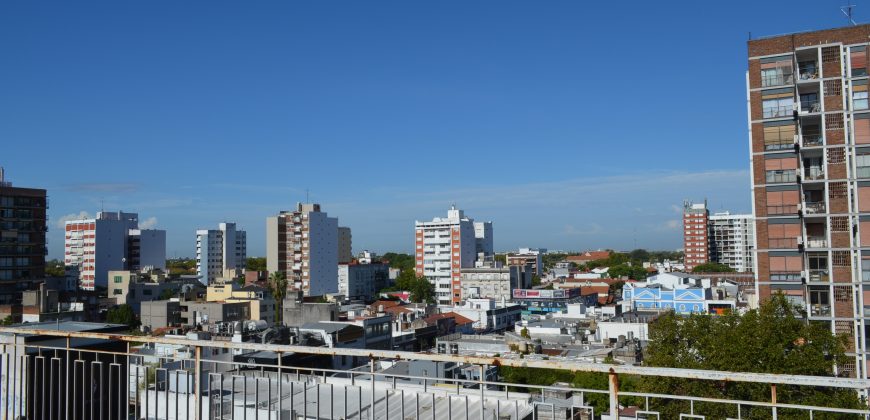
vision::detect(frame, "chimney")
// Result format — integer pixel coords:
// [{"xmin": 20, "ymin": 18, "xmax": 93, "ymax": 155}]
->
[{"xmin": 0, "ymin": 166, "xmax": 8, "ymax": 187}]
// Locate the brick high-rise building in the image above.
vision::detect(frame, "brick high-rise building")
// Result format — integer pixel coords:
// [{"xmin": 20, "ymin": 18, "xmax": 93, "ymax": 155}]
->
[
  {"xmin": 683, "ymin": 201, "xmax": 710, "ymax": 271},
  {"xmin": 0, "ymin": 168, "xmax": 47, "ymax": 304},
  {"xmin": 266, "ymin": 203, "xmax": 339, "ymax": 296},
  {"xmin": 747, "ymin": 24, "xmax": 870, "ymax": 378}
]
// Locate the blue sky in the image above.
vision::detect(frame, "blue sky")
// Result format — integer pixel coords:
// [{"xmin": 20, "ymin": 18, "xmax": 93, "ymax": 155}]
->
[{"xmin": 0, "ymin": 1, "xmax": 861, "ymax": 259}]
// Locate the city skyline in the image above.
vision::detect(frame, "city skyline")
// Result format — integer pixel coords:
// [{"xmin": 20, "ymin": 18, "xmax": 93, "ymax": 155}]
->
[{"xmin": 3, "ymin": 1, "xmax": 858, "ymax": 258}]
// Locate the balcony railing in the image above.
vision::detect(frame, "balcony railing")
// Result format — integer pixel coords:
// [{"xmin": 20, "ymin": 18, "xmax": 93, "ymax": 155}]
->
[
  {"xmin": 802, "ymin": 134, "xmax": 823, "ymax": 147},
  {"xmin": 804, "ymin": 167, "xmax": 825, "ymax": 180},
  {"xmin": 806, "ymin": 236, "xmax": 828, "ymax": 248},
  {"xmin": 811, "ymin": 304, "xmax": 832, "ymax": 317},
  {"xmin": 0, "ymin": 327, "xmax": 868, "ymax": 420},
  {"xmin": 808, "ymin": 269, "xmax": 830, "ymax": 282},
  {"xmin": 765, "ymin": 139, "xmax": 794, "ymax": 151},
  {"xmin": 857, "ymin": 166, "xmax": 870, "ymax": 179},
  {"xmin": 803, "ymin": 201, "xmax": 826, "ymax": 215},
  {"xmin": 800, "ymin": 101, "xmax": 821, "ymax": 114}
]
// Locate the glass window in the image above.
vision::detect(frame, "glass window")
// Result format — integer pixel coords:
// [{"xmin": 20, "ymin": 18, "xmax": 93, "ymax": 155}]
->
[
  {"xmin": 763, "ymin": 97, "xmax": 794, "ymax": 118},
  {"xmin": 855, "ymin": 91, "xmax": 869, "ymax": 110},
  {"xmin": 113, "ymin": 276, "xmax": 123, "ymax": 283}
]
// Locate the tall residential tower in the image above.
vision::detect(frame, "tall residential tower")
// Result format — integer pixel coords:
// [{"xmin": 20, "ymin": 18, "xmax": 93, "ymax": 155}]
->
[
  {"xmin": 266, "ymin": 203, "xmax": 339, "ymax": 296},
  {"xmin": 0, "ymin": 168, "xmax": 46, "ymax": 304},
  {"xmin": 195, "ymin": 222, "xmax": 247, "ymax": 285},
  {"xmin": 748, "ymin": 24, "xmax": 870, "ymax": 378},
  {"xmin": 415, "ymin": 206, "xmax": 491, "ymax": 305}
]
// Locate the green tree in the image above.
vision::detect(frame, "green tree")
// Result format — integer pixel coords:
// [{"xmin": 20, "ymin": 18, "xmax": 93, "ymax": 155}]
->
[
  {"xmin": 608, "ymin": 280, "xmax": 625, "ymax": 296},
  {"xmin": 408, "ymin": 276, "xmax": 435, "ymax": 304},
  {"xmin": 166, "ymin": 258, "xmax": 197, "ymax": 276},
  {"xmin": 608, "ymin": 263, "xmax": 648, "ymax": 280},
  {"xmin": 643, "ymin": 294, "xmax": 862, "ymax": 419},
  {"xmin": 106, "ymin": 304, "xmax": 139, "ymax": 329},
  {"xmin": 246, "ymin": 257, "xmax": 267, "ymax": 272},
  {"xmin": 380, "ymin": 252, "xmax": 415, "ymax": 271},
  {"xmin": 691, "ymin": 262, "xmax": 736, "ymax": 273},
  {"xmin": 520, "ymin": 327, "xmax": 530, "ymax": 339},
  {"xmin": 628, "ymin": 249, "xmax": 650, "ymax": 262},
  {"xmin": 268, "ymin": 271, "xmax": 288, "ymax": 325},
  {"xmin": 531, "ymin": 274, "xmax": 541, "ymax": 287},
  {"xmin": 45, "ymin": 259, "xmax": 65, "ymax": 277},
  {"xmin": 158, "ymin": 288, "xmax": 175, "ymax": 300},
  {"xmin": 494, "ymin": 254, "xmax": 507, "ymax": 265},
  {"xmin": 0, "ymin": 315, "xmax": 13, "ymax": 325}
]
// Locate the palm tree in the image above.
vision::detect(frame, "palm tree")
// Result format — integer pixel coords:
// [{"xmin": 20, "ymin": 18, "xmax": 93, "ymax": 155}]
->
[{"xmin": 268, "ymin": 271, "xmax": 288, "ymax": 325}]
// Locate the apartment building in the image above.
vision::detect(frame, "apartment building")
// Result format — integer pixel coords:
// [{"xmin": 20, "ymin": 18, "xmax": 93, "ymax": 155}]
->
[
  {"xmin": 195, "ymin": 222, "xmax": 247, "ymax": 285},
  {"xmin": 64, "ymin": 211, "xmax": 166, "ymax": 290},
  {"xmin": 474, "ymin": 221, "xmax": 494, "ymax": 257},
  {"xmin": 748, "ymin": 24, "xmax": 870, "ymax": 378},
  {"xmin": 683, "ymin": 201, "xmax": 710, "ymax": 271},
  {"xmin": 338, "ymin": 261, "xmax": 391, "ymax": 301},
  {"xmin": 415, "ymin": 205, "xmax": 482, "ymax": 305},
  {"xmin": 709, "ymin": 212, "xmax": 756, "ymax": 273},
  {"xmin": 338, "ymin": 226, "xmax": 352, "ymax": 264},
  {"xmin": 0, "ymin": 168, "xmax": 47, "ymax": 304},
  {"xmin": 266, "ymin": 203, "xmax": 339, "ymax": 296},
  {"xmin": 459, "ymin": 264, "xmax": 531, "ymax": 302},
  {"xmin": 506, "ymin": 248, "xmax": 545, "ymax": 276}
]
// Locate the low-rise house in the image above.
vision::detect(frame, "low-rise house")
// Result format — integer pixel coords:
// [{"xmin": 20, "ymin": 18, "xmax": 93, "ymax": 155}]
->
[
  {"xmin": 109, "ymin": 269, "xmax": 201, "ymax": 313},
  {"xmin": 283, "ymin": 291, "xmax": 339, "ymax": 327},
  {"xmin": 511, "ymin": 287, "xmax": 598, "ymax": 317},
  {"xmin": 449, "ymin": 298, "xmax": 523, "ymax": 332},
  {"xmin": 207, "ymin": 282, "xmax": 276, "ymax": 326},
  {"xmin": 140, "ymin": 300, "xmax": 182, "ymax": 330}
]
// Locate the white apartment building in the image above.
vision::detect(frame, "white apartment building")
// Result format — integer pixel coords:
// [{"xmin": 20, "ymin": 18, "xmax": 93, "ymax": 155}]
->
[
  {"xmin": 474, "ymin": 221, "xmax": 493, "ymax": 257},
  {"xmin": 338, "ymin": 262, "xmax": 391, "ymax": 301},
  {"xmin": 709, "ymin": 212, "xmax": 755, "ymax": 273},
  {"xmin": 415, "ymin": 206, "xmax": 483, "ymax": 305},
  {"xmin": 267, "ymin": 203, "xmax": 339, "ymax": 296},
  {"xmin": 64, "ymin": 211, "xmax": 166, "ymax": 290},
  {"xmin": 459, "ymin": 265, "xmax": 531, "ymax": 302},
  {"xmin": 195, "ymin": 222, "xmax": 247, "ymax": 285}
]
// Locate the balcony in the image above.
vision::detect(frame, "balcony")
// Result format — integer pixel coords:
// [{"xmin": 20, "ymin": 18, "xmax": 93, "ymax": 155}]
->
[
  {"xmin": 798, "ymin": 62, "xmax": 819, "ymax": 81},
  {"xmin": 803, "ymin": 201, "xmax": 826, "ymax": 215},
  {"xmin": 0, "ymin": 326, "xmax": 867, "ymax": 420},
  {"xmin": 808, "ymin": 269, "xmax": 830, "ymax": 282},
  {"xmin": 801, "ymin": 133, "xmax": 823, "ymax": 147},
  {"xmin": 799, "ymin": 100, "xmax": 821, "ymax": 114},
  {"xmin": 803, "ymin": 166, "xmax": 825, "ymax": 181},
  {"xmin": 810, "ymin": 304, "xmax": 832, "ymax": 317},
  {"xmin": 806, "ymin": 236, "xmax": 828, "ymax": 248}
]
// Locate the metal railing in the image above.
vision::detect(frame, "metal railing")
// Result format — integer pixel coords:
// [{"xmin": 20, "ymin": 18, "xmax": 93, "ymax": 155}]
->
[
  {"xmin": 1, "ymin": 327, "xmax": 869, "ymax": 420},
  {"xmin": 804, "ymin": 201, "xmax": 826, "ymax": 215},
  {"xmin": 765, "ymin": 170, "xmax": 797, "ymax": 184},
  {"xmin": 802, "ymin": 133, "xmax": 823, "ymax": 147},
  {"xmin": 806, "ymin": 236, "xmax": 828, "ymax": 248},
  {"xmin": 808, "ymin": 269, "xmax": 830, "ymax": 282},
  {"xmin": 804, "ymin": 167, "xmax": 825, "ymax": 180}
]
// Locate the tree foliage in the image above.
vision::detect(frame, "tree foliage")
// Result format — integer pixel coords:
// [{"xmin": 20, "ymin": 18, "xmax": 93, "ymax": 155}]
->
[
  {"xmin": 644, "ymin": 294, "xmax": 862, "ymax": 419},
  {"xmin": 0, "ymin": 315, "xmax": 13, "ymax": 326},
  {"xmin": 246, "ymin": 257, "xmax": 266, "ymax": 272},
  {"xmin": 106, "ymin": 304, "xmax": 139, "ymax": 329},
  {"xmin": 45, "ymin": 259, "xmax": 65, "ymax": 277},
  {"xmin": 268, "ymin": 271, "xmax": 288, "ymax": 324},
  {"xmin": 691, "ymin": 262, "xmax": 736, "ymax": 273},
  {"xmin": 166, "ymin": 258, "xmax": 196, "ymax": 276},
  {"xmin": 607, "ymin": 263, "xmax": 649, "ymax": 280},
  {"xmin": 380, "ymin": 252, "xmax": 415, "ymax": 271}
]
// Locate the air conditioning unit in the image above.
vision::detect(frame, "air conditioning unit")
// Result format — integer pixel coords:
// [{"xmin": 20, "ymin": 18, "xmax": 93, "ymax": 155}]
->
[
  {"xmin": 796, "ymin": 203, "xmax": 803, "ymax": 212},
  {"xmin": 797, "ymin": 236, "xmax": 804, "ymax": 245}
]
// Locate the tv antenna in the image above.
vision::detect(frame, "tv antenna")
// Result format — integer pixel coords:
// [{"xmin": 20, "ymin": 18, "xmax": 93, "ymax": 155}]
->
[{"xmin": 842, "ymin": 4, "xmax": 858, "ymax": 26}]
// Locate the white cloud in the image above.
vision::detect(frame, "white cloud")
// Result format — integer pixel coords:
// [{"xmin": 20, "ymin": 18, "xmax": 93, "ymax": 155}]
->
[
  {"xmin": 55, "ymin": 211, "xmax": 92, "ymax": 229},
  {"xmin": 139, "ymin": 216, "xmax": 158, "ymax": 229}
]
